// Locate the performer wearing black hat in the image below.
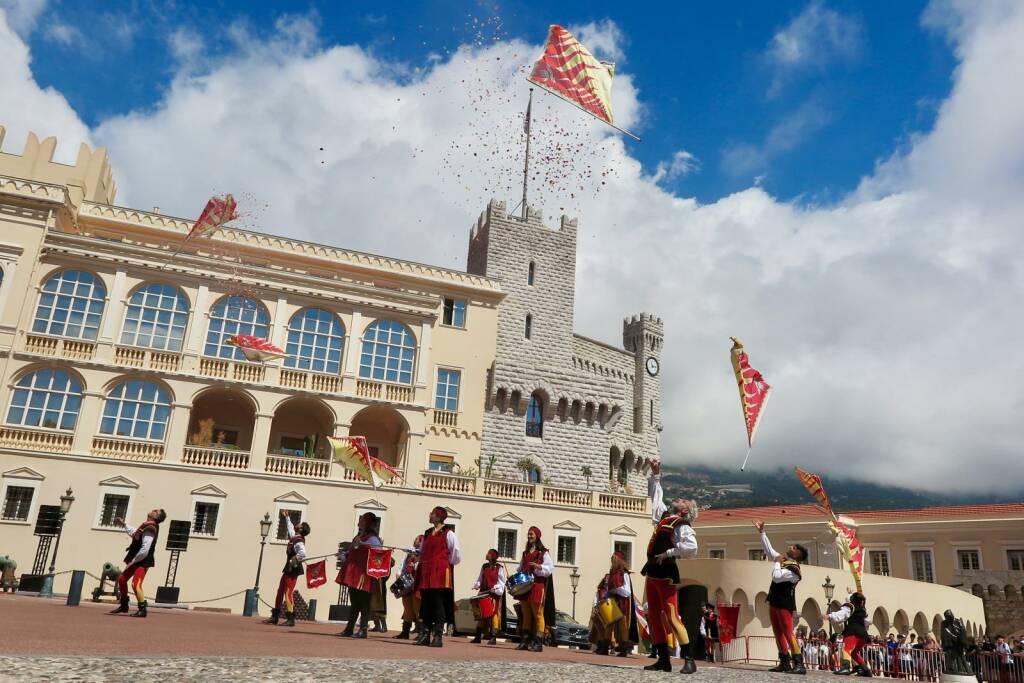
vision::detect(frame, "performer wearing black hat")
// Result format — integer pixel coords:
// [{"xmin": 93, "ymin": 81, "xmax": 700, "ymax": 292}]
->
[
  {"xmin": 830, "ymin": 592, "xmax": 872, "ymax": 677},
  {"xmin": 414, "ymin": 506, "xmax": 461, "ymax": 647},
  {"xmin": 263, "ymin": 510, "xmax": 310, "ymax": 627},
  {"xmin": 754, "ymin": 519, "xmax": 809, "ymax": 674},
  {"xmin": 109, "ymin": 508, "xmax": 166, "ymax": 618}
]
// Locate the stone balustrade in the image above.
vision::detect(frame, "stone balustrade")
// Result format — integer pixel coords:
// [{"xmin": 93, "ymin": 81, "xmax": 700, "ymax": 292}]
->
[
  {"xmin": 0, "ymin": 425, "xmax": 74, "ymax": 453},
  {"xmin": 432, "ymin": 410, "xmax": 458, "ymax": 427},
  {"xmin": 113, "ymin": 346, "xmax": 181, "ymax": 372},
  {"xmin": 265, "ymin": 454, "xmax": 331, "ymax": 479},
  {"xmin": 279, "ymin": 369, "xmax": 340, "ymax": 393},
  {"xmin": 24, "ymin": 334, "xmax": 96, "ymax": 360},
  {"xmin": 182, "ymin": 445, "xmax": 251, "ymax": 470},
  {"xmin": 355, "ymin": 379, "xmax": 413, "ymax": 403},
  {"xmin": 90, "ymin": 436, "xmax": 164, "ymax": 462}
]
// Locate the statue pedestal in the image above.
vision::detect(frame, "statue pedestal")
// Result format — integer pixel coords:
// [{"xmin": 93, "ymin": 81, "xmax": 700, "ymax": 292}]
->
[{"xmin": 940, "ymin": 673, "xmax": 976, "ymax": 683}]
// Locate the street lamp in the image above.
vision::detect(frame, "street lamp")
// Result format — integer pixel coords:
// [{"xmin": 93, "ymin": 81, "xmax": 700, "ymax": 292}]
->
[
  {"xmin": 569, "ymin": 566, "xmax": 581, "ymax": 620},
  {"xmin": 823, "ymin": 575, "xmax": 835, "ymax": 635},
  {"xmin": 253, "ymin": 512, "xmax": 273, "ymax": 614},
  {"xmin": 40, "ymin": 487, "xmax": 74, "ymax": 597}
]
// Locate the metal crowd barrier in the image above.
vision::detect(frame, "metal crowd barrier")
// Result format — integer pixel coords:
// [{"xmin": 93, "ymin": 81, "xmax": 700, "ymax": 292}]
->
[{"xmin": 710, "ymin": 638, "xmax": 1022, "ymax": 683}]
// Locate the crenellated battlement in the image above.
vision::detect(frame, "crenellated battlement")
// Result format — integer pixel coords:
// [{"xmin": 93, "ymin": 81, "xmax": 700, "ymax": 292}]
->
[{"xmin": 0, "ymin": 128, "xmax": 117, "ymax": 206}]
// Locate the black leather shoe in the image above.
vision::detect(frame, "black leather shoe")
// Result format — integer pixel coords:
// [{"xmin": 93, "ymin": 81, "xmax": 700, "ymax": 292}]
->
[{"xmin": 681, "ymin": 658, "xmax": 698, "ymax": 674}]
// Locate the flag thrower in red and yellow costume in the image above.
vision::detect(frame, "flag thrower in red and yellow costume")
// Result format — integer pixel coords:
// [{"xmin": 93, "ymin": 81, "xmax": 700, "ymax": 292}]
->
[{"xmin": 730, "ymin": 337, "xmax": 773, "ymax": 470}]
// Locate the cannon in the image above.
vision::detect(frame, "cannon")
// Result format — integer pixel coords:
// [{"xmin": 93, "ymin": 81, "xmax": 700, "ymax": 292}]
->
[
  {"xmin": 91, "ymin": 562, "xmax": 122, "ymax": 602},
  {"xmin": 0, "ymin": 556, "xmax": 17, "ymax": 593}
]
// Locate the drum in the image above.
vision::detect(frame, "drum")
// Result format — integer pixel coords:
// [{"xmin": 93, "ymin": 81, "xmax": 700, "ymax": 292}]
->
[
  {"xmin": 471, "ymin": 594, "xmax": 497, "ymax": 620},
  {"xmin": 597, "ymin": 596, "xmax": 624, "ymax": 627},
  {"xmin": 506, "ymin": 571, "xmax": 535, "ymax": 599},
  {"xmin": 389, "ymin": 572, "xmax": 415, "ymax": 598}
]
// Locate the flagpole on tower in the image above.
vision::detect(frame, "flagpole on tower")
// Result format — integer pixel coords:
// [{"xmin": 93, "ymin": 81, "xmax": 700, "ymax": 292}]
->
[{"xmin": 521, "ymin": 88, "xmax": 533, "ymax": 220}]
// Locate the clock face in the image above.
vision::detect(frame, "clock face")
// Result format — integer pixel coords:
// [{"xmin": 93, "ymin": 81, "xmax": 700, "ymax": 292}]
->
[{"xmin": 646, "ymin": 356, "xmax": 660, "ymax": 377}]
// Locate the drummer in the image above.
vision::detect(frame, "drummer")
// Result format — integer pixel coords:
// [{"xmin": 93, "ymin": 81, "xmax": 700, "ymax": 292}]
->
[
  {"xmin": 514, "ymin": 526, "xmax": 554, "ymax": 653},
  {"xmin": 470, "ymin": 548, "xmax": 506, "ymax": 645},
  {"xmin": 393, "ymin": 535, "xmax": 423, "ymax": 640},
  {"xmin": 592, "ymin": 550, "xmax": 638, "ymax": 657}
]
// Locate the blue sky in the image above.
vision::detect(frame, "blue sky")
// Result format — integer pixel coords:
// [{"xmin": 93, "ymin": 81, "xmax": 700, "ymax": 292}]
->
[
  {"xmin": 3, "ymin": 1, "xmax": 1023, "ymax": 491},
  {"xmin": 22, "ymin": 1, "xmax": 954, "ymax": 204}
]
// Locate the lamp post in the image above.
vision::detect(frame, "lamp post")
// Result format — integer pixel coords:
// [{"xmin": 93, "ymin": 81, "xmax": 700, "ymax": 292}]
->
[
  {"xmin": 823, "ymin": 575, "xmax": 835, "ymax": 635},
  {"xmin": 253, "ymin": 512, "xmax": 273, "ymax": 613},
  {"xmin": 40, "ymin": 487, "xmax": 74, "ymax": 597},
  {"xmin": 569, "ymin": 566, "xmax": 581, "ymax": 620}
]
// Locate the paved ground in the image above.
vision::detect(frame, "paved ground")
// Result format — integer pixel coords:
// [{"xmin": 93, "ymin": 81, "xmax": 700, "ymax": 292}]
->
[{"xmin": 0, "ymin": 593, "xmax": 802, "ymax": 682}]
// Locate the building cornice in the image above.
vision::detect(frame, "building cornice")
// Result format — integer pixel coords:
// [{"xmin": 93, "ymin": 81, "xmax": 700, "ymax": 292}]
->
[{"xmin": 77, "ymin": 201, "xmax": 505, "ymax": 299}]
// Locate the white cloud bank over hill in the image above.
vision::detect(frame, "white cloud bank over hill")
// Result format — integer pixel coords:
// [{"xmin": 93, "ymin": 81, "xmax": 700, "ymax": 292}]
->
[{"xmin": 1, "ymin": 1, "xmax": 1022, "ymax": 492}]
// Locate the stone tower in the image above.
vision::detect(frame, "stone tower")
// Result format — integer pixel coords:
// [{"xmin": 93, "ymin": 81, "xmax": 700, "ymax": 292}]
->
[
  {"xmin": 623, "ymin": 313, "xmax": 664, "ymax": 437},
  {"xmin": 467, "ymin": 199, "xmax": 662, "ymax": 491}
]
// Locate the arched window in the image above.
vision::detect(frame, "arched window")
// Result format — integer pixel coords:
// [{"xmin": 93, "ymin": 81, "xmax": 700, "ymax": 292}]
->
[
  {"xmin": 100, "ymin": 380, "xmax": 171, "ymax": 441},
  {"xmin": 526, "ymin": 392, "xmax": 544, "ymax": 437},
  {"xmin": 525, "ymin": 314, "xmax": 532, "ymax": 340},
  {"xmin": 5, "ymin": 368, "xmax": 83, "ymax": 430},
  {"xmin": 120, "ymin": 283, "xmax": 190, "ymax": 351},
  {"xmin": 204, "ymin": 296, "xmax": 270, "ymax": 361},
  {"xmin": 528, "ymin": 261, "xmax": 535, "ymax": 285},
  {"xmin": 359, "ymin": 319, "xmax": 416, "ymax": 384},
  {"xmin": 284, "ymin": 308, "xmax": 345, "ymax": 374},
  {"xmin": 32, "ymin": 269, "xmax": 106, "ymax": 340}
]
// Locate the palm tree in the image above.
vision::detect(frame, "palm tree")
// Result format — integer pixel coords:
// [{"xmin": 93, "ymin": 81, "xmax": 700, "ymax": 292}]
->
[{"xmin": 580, "ymin": 465, "xmax": 593, "ymax": 489}]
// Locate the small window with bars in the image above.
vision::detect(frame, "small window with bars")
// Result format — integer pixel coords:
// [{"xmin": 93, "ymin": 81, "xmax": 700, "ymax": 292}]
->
[
  {"xmin": 556, "ymin": 536, "xmax": 577, "ymax": 565},
  {"xmin": 1007, "ymin": 549, "xmax": 1024, "ymax": 572},
  {"xmin": 868, "ymin": 550, "xmax": 891, "ymax": 576},
  {"xmin": 709, "ymin": 548, "xmax": 726, "ymax": 560},
  {"xmin": 957, "ymin": 549, "xmax": 981, "ymax": 571},
  {"xmin": 192, "ymin": 501, "xmax": 220, "ymax": 536},
  {"xmin": 748, "ymin": 548, "xmax": 767, "ymax": 561},
  {"xmin": 1, "ymin": 485, "xmax": 34, "ymax": 521},
  {"xmin": 497, "ymin": 528, "xmax": 518, "ymax": 560},
  {"xmin": 613, "ymin": 541, "xmax": 633, "ymax": 568},
  {"xmin": 99, "ymin": 494, "xmax": 130, "ymax": 527},
  {"xmin": 276, "ymin": 509, "xmax": 303, "ymax": 541}
]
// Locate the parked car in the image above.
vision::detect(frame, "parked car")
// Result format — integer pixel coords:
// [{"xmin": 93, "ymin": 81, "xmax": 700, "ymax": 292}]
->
[{"xmin": 453, "ymin": 597, "xmax": 590, "ymax": 648}]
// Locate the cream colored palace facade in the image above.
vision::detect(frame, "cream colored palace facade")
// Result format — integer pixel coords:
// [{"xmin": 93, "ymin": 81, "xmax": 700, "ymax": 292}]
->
[{"xmin": 0, "ymin": 130, "xmax": 986, "ymax": 636}]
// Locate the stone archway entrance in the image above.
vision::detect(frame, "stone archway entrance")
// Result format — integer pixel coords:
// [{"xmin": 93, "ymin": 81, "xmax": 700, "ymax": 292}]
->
[{"xmin": 349, "ymin": 405, "xmax": 409, "ymax": 468}]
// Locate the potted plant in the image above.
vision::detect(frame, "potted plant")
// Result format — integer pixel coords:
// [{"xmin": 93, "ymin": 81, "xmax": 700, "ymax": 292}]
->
[
  {"xmin": 515, "ymin": 457, "xmax": 539, "ymax": 483},
  {"xmin": 580, "ymin": 465, "xmax": 593, "ymax": 489}
]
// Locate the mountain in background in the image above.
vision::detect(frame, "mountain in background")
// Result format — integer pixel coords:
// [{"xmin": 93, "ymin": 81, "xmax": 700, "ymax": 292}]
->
[{"xmin": 659, "ymin": 464, "xmax": 1023, "ymax": 511}]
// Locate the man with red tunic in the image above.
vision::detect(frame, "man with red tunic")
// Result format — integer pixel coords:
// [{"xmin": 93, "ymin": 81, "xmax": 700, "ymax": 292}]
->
[
  {"xmin": 414, "ymin": 506, "xmax": 461, "ymax": 648},
  {"xmin": 263, "ymin": 509, "xmax": 309, "ymax": 627},
  {"xmin": 109, "ymin": 508, "xmax": 166, "ymax": 618},
  {"xmin": 641, "ymin": 499, "xmax": 700, "ymax": 674},
  {"xmin": 514, "ymin": 526, "xmax": 555, "ymax": 653},
  {"xmin": 471, "ymin": 548, "xmax": 506, "ymax": 645},
  {"xmin": 338, "ymin": 511, "xmax": 382, "ymax": 638},
  {"xmin": 829, "ymin": 592, "xmax": 872, "ymax": 677}
]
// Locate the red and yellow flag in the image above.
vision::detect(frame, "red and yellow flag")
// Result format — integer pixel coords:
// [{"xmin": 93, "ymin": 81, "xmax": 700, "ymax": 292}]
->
[
  {"xmin": 795, "ymin": 467, "xmax": 833, "ymax": 516},
  {"xmin": 829, "ymin": 518, "xmax": 865, "ymax": 593},
  {"xmin": 367, "ymin": 547, "xmax": 393, "ymax": 579},
  {"xmin": 189, "ymin": 194, "xmax": 238, "ymax": 240},
  {"xmin": 529, "ymin": 25, "xmax": 615, "ymax": 126},
  {"xmin": 730, "ymin": 337, "xmax": 772, "ymax": 448}
]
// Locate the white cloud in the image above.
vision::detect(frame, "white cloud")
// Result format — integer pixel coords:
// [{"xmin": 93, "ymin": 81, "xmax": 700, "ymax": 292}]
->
[
  {"xmin": 568, "ymin": 20, "xmax": 626, "ymax": 63},
  {"xmin": 0, "ymin": 0, "xmax": 46, "ymax": 36},
  {"xmin": 764, "ymin": 0, "xmax": 862, "ymax": 95},
  {"xmin": 1, "ymin": 6, "xmax": 1022, "ymax": 493},
  {"xmin": 721, "ymin": 99, "xmax": 830, "ymax": 177},
  {"xmin": 42, "ymin": 20, "xmax": 80, "ymax": 46},
  {"xmin": 653, "ymin": 150, "xmax": 701, "ymax": 184}
]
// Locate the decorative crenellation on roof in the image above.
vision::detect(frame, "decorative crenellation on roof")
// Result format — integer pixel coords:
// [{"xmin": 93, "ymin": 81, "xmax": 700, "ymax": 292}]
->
[{"xmin": 0, "ymin": 130, "xmax": 116, "ymax": 205}]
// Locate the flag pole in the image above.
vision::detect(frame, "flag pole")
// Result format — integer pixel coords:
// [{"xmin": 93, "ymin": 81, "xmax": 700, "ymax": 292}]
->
[
  {"xmin": 521, "ymin": 88, "xmax": 533, "ymax": 220},
  {"xmin": 740, "ymin": 447, "xmax": 752, "ymax": 472},
  {"xmin": 527, "ymin": 78, "xmax": 641, "ymax": 141}
]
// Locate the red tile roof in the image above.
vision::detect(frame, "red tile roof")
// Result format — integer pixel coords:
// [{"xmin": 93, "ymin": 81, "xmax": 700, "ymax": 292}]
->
[{"xmin": 696, "ymin": 502, "xmax": 1024, "ymax": 525}]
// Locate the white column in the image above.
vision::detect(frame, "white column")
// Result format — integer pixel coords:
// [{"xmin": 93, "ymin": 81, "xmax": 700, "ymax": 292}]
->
[
  {"xmin": 415, "ymin": 322, "xmax": 432, "ymax": 387},
  {"xmin": 164, "ymin": 402, "xmax": 191, "ymax": 463},
  {"xmin": 271, "ymin": 297, "xmax": 288, "ymax": 347},
  {"xmin": 250, "ymin": 412, "xmax": 274, "ymax": 472},
  {"xmin": 185, "ymin": 285, "xmax": 209, "ymax": 354},
  {"xmin": 71, "ymin": 391, "xmax": 104, "ymax": 454},
  {"xmin": 344, "ymin": 311, "xmax": 363, "ymax": 376},
  {"xmin": 99, "ymin": 269, "xmax": 128, "ymax": 342}
]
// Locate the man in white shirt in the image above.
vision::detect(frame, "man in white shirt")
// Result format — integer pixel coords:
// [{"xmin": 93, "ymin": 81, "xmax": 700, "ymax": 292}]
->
[
  {"xmin": 109, "ymin": 508, "xmax": 166, "ymax": 618},
  {"xmin": 754, "ymin": 519, "xmax": 809, "ymax": 674}
]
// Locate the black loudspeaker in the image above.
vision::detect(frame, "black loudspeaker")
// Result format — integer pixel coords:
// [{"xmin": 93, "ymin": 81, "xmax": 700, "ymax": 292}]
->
[
  {"xmin": 328, "ymin": 604, "xmax": 351, "ymax": 622},
  {"xmin": 155, "ymin": 586, "xmax": 180, "ymax": 604},
  {"xmin": 166, "ymin": 520, "xmax": 191, "ymax": 551},
  {"xmin": 33, "ymin": 505, "xmax": 61, "ymax": 536}
]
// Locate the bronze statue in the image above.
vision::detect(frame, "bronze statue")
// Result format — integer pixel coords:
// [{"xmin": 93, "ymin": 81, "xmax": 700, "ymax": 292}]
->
[{"xmin": 940, "ymin": 609, "xmax": 973, "ymax": 675}]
